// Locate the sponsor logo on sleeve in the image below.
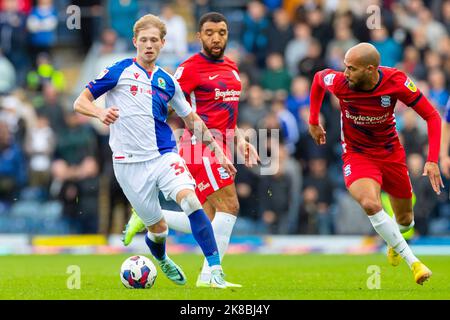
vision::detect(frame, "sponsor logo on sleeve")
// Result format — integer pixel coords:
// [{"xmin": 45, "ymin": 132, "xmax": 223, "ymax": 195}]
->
[
  {"xmin": 174, "ymin": 67, "xmax": 184, "ymax": 80},
  {"xmin": 404, "ymin": 77, "xmax": 417, "ymax": 92},
  {"xmin": 96, "ymin": 68, "xmax": 109, "ymax": 80},
  {"xmin": 232, "ymin": 70, "xmax": 241, "ymax": 82},
  {"xmin": 324, "ymin": 73, "xmax": 336, "ymax": 86}
]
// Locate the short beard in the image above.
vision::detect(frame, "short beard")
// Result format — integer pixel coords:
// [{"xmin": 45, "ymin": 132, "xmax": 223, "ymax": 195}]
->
[{"xmin": 203, "ymin": 44, "xmax": 226, "ymax": 60}]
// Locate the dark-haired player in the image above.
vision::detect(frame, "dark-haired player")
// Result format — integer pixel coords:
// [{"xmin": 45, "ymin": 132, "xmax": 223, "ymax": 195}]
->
[{"xmin": 123, "ymin": 12, "xmax": 259, "ymax": 288}]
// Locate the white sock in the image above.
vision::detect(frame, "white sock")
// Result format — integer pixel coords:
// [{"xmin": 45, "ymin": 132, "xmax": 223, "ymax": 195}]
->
[
  {"xmin": 147, "ymin": 229, "xmax": 168, "ymax": 243},
  {"xmin": 200, "ymin": 212, "xmax": 237, "ymax": 281},
  {"xmin": 162, "ymin": 209, "xmax": 192, "ymax": 234},
  {"xmin": 395, "ymin": 218, "xmax": 415, "ymax": 234},
  {"xmin": 368, "ymin": 210, "xmax": 419, "ymax": 268}
]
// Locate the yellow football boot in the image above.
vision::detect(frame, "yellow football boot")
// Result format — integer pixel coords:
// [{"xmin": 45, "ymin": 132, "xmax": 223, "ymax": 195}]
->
[
  {"xmin": 412, "ymin": 261, "xmax": 432, "ymax": 285},
  {"xmin": 387, "ymin": 246, "xmax": 401, "ymax": 266}
]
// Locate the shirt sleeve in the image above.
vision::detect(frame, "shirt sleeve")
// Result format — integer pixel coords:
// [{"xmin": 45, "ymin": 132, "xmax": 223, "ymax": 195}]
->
[
  {"xmin": 173, "ymin": 62, "xmax": 200, "ymax": 101},
  {"xmin": 86, "ymin": 60, "xmax": 128, "ymax": 99},
  {"xmin": 169, "ymin": 78, "xmax": 192, "ymax": 118},
  {"xmin": 394, "ymin": 71, "xmax": 423, "ymax": 107},
  {"xmin": 309, "ymin": 69, "xmax": 340, "ymax": 125}
]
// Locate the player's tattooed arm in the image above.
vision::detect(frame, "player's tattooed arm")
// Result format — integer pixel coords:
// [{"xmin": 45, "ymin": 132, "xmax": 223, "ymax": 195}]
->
[{"xmin": 182, "ymin": 112, "xmax": 237, "ymax": 176}]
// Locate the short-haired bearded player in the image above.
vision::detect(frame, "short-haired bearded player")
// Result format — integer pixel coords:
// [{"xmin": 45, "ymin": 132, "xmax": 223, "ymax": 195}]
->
[
  {"xmin": 122, "ymin": 12, "xmax": 260, "ymax": 288},
  {"xmin": 309, "ymin": 43, "xmax": 443, "ymax": 285}
]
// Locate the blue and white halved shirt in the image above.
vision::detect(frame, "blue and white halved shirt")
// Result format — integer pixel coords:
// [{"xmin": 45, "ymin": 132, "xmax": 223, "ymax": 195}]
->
[{"xmin": 87, "ymin": 58, "xmax": 192, "ymax": 163}]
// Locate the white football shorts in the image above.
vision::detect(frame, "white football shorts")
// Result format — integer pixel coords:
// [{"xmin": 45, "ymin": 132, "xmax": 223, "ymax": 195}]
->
[{"xmin": 113, "ymin": 152, "xmax": 195, "ymax": 226}]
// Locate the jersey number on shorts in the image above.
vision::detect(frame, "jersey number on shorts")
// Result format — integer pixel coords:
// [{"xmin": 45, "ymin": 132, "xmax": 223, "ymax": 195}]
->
[{"xmin": 170, "ymin": 162, "xmax": 194, "ymax": 181}]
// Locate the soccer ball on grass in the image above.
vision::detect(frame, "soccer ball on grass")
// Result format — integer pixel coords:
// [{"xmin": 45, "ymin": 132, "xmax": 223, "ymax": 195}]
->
[{"xmin": 120, "ymin": 255, "xmax": 157, "ymax": 289}]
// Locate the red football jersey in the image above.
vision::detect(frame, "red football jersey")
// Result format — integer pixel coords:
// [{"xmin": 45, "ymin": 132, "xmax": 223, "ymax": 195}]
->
[
  {"xmin": 174, "ymin": 52, "xmax": 241, "ymax": 147},
  {"xmin": 315, "ymin": 66, "xmax": 423, "ymax": 157}
]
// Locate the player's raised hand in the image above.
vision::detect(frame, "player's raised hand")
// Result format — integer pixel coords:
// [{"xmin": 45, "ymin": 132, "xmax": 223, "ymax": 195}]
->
[
  {"xmin": 423, "ymin": 161, "xmax": 444, "ymax": 195},
  {"xmin": 309, "ymin": 124, "xmax": 327, "ymax": 145},
  {"xmin": 98, "ymin": 107, "xmax": 119, "ymax": 125},
  {"xmin": 440, "ymin": 156, "xmax": 450, "ymax": 179}
]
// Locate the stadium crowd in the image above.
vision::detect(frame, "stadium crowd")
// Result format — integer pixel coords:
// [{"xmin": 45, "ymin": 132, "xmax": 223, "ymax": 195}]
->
[{"xmin": 1, "ymin": 0, "xmax": 450, "ymax": 236}]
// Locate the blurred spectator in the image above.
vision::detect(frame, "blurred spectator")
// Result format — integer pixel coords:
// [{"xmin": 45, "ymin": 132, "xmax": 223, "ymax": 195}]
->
[
  {"xmin": 258, "ymin": 140, "xmax": 301, "ymax": 234},
  {"xmin": 333, "ymin": 189, "xmax": 373, "ymax": 235},
  {"xmin": 0, "ymin": 120, "xmax": 27, "ymax": 201},
  {"xmin": 24, "ymin": 111, "xmax": 55, "ymax": 190},
  {"xmin": 417, "ymin": 8, "xmax": 447, "ymax": 51},
  {"xmin": 0, "ymin": 52, "xmax": 16, "ymax": 94},
  {"xmin": 260, "ymin": 52, "xmax": 291, "ymax": 99},
  {"xmin": 407, "ymin": 153, "xmax": 438, "ymax": 236},
  {"xmin": 301, "ymin": 157, "xmax": 335, "ymax": 234},
  {"xmin": 370, "ymin": 25, "xmax": 402, "ymax": 67},
  {"xmin": 0, "ymin": 95, "xmax": 28, "ymax": 145},
  {"xmin": 0, "ymin": 0, "xmax": 29, "ymax": 86},
  {"xmin": 107, "ymin": 0, "xmax": 138, "ymax": 48},
  {"xmin": 396, "ymin": 45, "xmax": 427, "ymax": 80},
  {"xmin": 325, "ymin": 23, "xmax": 358, "ymax": 67},
  {"xmin": 271, "ymin": 98, "xmax": 299, "ymax": 155},
  {"xmin": 26, "ymin": 0, "xmax": 58, "ymax": 63},
  {"xmin": 399, "ymin": 108, "xmax": 427, "ymax": 154},
  {"xmin": 160, "ymin": 3, "xmax": 188, "ymax": 62},
  {"xmin": 442, "ymin": 0, "xmax": 450, "ymax": 34},
  {"xmin": 424, "ymin": 49, "xmax": 443, "ymax": 73},
  {"xmin": 71, "ymin": 0, "xmax": 104, "ymax": 54},
  {"xmin": 428, "ymin": 68, "xmax": 449, "ymax": 114},
  {"xmin": 50, "ymin": 111, "xmax": 99, "ymax": 233},
  {"xmin": 263, "ymin": 0, "xmax": 282, "ymax": 13},
  {"xmin": 306, "ymin": 7, "xmax": 333, "ymax": 48},
  {"xmin": 242, "ymin": 0, "xmax": 270, "ymax": 67},
  {"xmin": 0, "ymin": 0, "xmax": 32, "ymax": 14},
  {"xmin": 297, "ymin": 38, "xmax": 326, "ymax": 81},
  {"xmin": 285, "ymin": 76, "xmax": 310, "ymax": 133},
  {"xmin": 239, "ymin": 85, "xmax": 269, "ymax": 129},
  {"xmin": 34, "ymin": 83, "xmax": 67, "ymax": 136},
  {"xmin": 75, "ymin": 28, "xmax": 129, "ymax": 95},
  {"xmin": 172, "ymin": 0, "xmax": 196, "ymax": 43},
  {"xmin": 266, "ymin": 8, "xmax": 293, "ymax": 55},
  {"xmin": 26, "ymin": 53, "xmax": 66, "ymax": 93},
  {"xmin": 285, "ymin": 22, "xmax": 311, "ymax": 76}
]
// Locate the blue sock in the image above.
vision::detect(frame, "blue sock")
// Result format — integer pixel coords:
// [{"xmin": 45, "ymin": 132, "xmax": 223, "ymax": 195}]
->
[
  {"xmin": 145, "ymin": 233, "xmax": 167, "ymax": 261},
  {"xmin": 188, "ymin": 209, "xmax": 220, "ymax": 267}
]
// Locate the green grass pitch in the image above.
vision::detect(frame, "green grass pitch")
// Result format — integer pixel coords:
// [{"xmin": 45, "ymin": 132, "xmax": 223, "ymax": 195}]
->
[{"xmin": 0, "ymin": 254, "xmax": 449, "ymax": 300}]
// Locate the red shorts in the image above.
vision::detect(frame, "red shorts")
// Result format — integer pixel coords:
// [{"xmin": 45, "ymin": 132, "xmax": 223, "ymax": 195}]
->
[
  {"xmin": 342, "ymin": 150, "xmax": 412, "ymax": 199},
  {"xmin": 179, "ymin": 141, "xmax": 234, "ymax": 204}
]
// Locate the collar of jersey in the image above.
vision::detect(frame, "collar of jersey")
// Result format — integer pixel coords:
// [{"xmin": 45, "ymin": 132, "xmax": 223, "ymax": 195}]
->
[
  {"xmin": 133, "ymin": 58, "xmax": 158, "ymax": 79},
  {"xmin": 350, "ymin": 69, "xmax": 383, "ymax": 92},
  {"xmin": 199, "ymin": 52, "xmax": 224, "ymax": 63}
]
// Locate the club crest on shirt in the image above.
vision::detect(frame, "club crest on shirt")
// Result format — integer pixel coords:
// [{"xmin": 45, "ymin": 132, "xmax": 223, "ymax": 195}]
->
[
  {"xmin": 380, "ymin": 95, "xmax": 391, "ymax": 107},
  {"xmin": 158, "ymin": 77, "xmax": 166, "ymax": 90},
  {"xmin": 130, "ymin": 85, "xmax": 138, "ymax": 96},
  {"xmin": 404, "ymin": 77, "xmax": 417, "ymax": 92},
  {"xmin": 324, "ymin": 73, "xmax": 335, "ymax": 86}
]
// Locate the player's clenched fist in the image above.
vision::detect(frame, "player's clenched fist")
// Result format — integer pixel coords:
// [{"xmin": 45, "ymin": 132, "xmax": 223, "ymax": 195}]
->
[
  {"xmin": 98, "ymin": 107, "xmax": 119, "ymax": 125},
  {"xmin": 309, "ymin": 124, "xmax": 327, "ymax": 145}
]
